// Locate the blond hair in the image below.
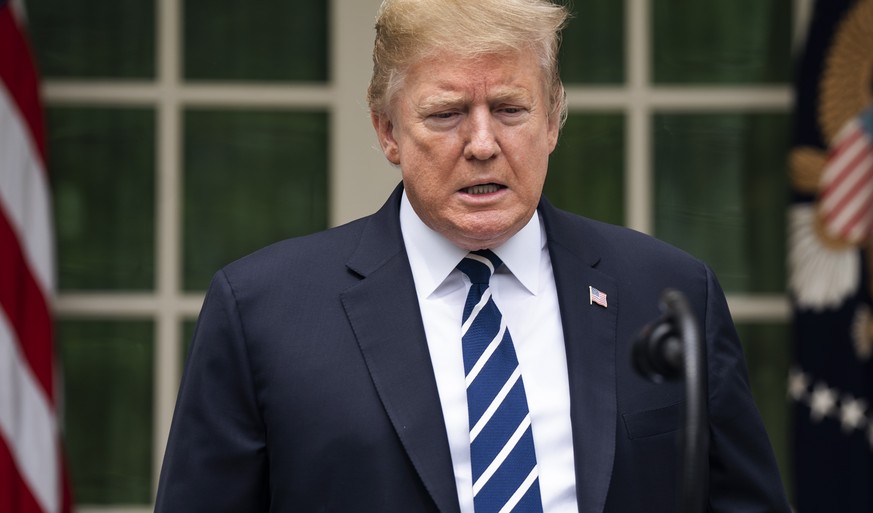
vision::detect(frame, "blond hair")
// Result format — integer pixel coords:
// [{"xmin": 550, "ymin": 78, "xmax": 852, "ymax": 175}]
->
[{"xmin": 368, "ymin": 0, "xmax": 570, "ymax": 126}]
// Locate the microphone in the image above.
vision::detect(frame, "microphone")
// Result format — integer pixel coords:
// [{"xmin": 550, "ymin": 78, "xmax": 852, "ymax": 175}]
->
[{"xmin": 632, "ymin": 289, "xmax": 709, "ymax": 513}]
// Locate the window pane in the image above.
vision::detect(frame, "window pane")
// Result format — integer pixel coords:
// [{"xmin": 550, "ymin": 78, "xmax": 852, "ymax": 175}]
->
[
  {"xmin": 50, "ymin": 107, "xmax": 156, "ymax": 291},
  {"xmin": 57, "ymin": 320, "xmax": 154, "ymax": 505},
  {"xmin": 25, "ymin": 0, "xmax": 154, "ymax": 78},
  {"xmin": 737, "ymin": 322, "xmax": 792, "ymax": 498},
  {"xmin": 545, "ymin": 113, "xmax": 625, "ymax": 225},
  {"xmin": 653, "ymin": 113, "xmax": 789, "ymax": 293},
  {"xmin": 184, "ymin": 0, "xmax": 328, "ymax": 81},
  {"xmin": 652, "ymin": 0, "xmax": 792, "ymax": 84},
  {"xmin": 183, "ymin": 109, "xmax": 329, "ymax": 291},
  {"xmin": 559, "ymin": 0, "xmax": 624, "ymax": 84}
]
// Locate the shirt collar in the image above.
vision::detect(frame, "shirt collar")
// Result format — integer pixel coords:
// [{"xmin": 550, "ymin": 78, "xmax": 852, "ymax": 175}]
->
[{"xmin": 399, "ymin": 190, "xmax": 543, "ymax": 297}]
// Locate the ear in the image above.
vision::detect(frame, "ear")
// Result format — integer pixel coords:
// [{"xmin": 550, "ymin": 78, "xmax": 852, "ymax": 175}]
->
[{"xmin": 371, "ymin": 112, "xmax": 401, "ymax": 165}]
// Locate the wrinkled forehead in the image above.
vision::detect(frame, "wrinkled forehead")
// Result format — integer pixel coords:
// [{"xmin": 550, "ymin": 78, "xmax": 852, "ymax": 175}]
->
[{"xmin": 387, "ymin": 47, "xmax": 551, "ymax": 112}]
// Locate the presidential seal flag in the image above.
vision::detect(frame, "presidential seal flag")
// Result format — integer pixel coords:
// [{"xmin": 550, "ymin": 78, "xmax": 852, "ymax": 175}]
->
[
  {"xmin": 788, "ymin": 0, "xmax": 873, "ymax": 510},
  {"xmin": 0, "ymin": 0, "xmax": 73, "ymax": 511}
]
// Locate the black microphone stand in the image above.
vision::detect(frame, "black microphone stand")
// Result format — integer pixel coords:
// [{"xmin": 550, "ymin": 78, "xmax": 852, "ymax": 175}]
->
[{"xmin": 632, "ymin": 289, "xmax": 709, "ymax": 513}]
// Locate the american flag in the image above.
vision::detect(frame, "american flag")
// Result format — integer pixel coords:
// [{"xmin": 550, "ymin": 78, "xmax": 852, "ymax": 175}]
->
[
  {"xmin": 0, "ymin": 0, "xmax": 72, "ymax": 511},
  {"xmin": 589, "ymin": 286, "xmax": 607, "ymax": 308},
  {"xmin": 818, "ymin": 107, "xmax": 873, "ymax": 245}
]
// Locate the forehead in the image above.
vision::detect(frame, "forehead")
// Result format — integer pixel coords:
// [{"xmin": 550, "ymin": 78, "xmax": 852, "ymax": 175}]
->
[{"xmin": 400, "ymin": 49, "xmax": 547, "ymax": 105}]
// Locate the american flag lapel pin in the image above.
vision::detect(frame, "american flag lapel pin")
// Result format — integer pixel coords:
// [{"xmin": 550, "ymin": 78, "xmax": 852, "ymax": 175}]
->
[{"xmin": 589, "ymin": 286, "xmax": 608, "ymax": 308}]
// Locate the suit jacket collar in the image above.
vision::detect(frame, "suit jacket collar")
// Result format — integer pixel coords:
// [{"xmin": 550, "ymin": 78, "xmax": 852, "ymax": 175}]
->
[
  {"xmin": 540, "ymin": 199, "xmax": 618, "ymax": 513},
  {"xmin": 342, "ymin": 184, "xmax": 462, "ymax": 513},
  {"xmin": 343, "ymin": 185, "xmax": 618, "ymax": 513}
]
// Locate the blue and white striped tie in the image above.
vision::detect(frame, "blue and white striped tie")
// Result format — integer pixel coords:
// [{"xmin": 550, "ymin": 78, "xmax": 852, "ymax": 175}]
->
[{"xmin": 457, "ymin": 250, "xmax": 543, "ymax": 513}]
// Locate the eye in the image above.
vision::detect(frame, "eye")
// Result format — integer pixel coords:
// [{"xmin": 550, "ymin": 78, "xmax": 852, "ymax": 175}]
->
[
  {"xmin": 495, "ymin": 105, "xmax": 529, "ymax": 123},
  {"xmin": 424, "ymin": 110, "xmax": 462, "ymax": 129},
  {"xmin": 496, "ymin": 104, "xmax": 529, "ymax": 116}
]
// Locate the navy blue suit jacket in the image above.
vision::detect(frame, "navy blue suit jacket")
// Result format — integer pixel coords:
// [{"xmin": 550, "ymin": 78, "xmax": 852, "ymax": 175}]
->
[{"xmin": 155, "ymin": 184, "xmax": 790, "ymax": 512}]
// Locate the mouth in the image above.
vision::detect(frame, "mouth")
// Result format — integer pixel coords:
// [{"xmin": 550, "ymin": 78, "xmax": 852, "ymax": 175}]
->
[{"xmin": 461, "ymin": 183, "xmax": 505, "ymax": 195}]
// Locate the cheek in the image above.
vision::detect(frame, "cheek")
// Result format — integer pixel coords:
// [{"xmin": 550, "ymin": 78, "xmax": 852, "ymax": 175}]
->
[
  {"xmin": 509, "ymin": 134, "xmax": 550, "ymax": 172},
  {"xmin": 407, "ymin": 171, "xmax": 445, "ymax": 203},
  {"xmin": 517, "ymin": 173, "xmax": 547, "ymax": 206},
  {"xmin": 400, "ymin": 139, "xmax": 460, "ymax": 186},
  {"xmin": 512, "ymin": 146, "xmax": 550, "ymax": 198}
]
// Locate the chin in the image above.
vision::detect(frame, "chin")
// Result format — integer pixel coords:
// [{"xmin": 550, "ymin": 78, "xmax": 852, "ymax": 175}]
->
[{"xmin": 452, "ymin": 226, "xmax": 514, "ymax": 250}]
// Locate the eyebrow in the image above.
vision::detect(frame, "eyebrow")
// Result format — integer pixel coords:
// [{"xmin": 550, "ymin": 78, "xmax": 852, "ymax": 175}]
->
[
  {"xmin": 416, "ymin": 87, "xmax": 534, "ymax": 112},
  {"xmin": 489, "ymin": 87, "xmax": 533, "ymax": 105},
  {"xmin": 416, "ymin": 93, "xmax": 466, "ymax": 113}
]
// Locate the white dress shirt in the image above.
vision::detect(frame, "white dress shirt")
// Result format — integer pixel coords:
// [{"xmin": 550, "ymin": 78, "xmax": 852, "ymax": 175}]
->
[{"xmin": 399, "ymin": 192, "xmax": 578, "ymax": 513}]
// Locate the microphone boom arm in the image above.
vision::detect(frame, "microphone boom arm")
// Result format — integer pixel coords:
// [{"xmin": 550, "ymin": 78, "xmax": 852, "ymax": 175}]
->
[{"xmin": 632, "ymin": 289, "xmax": 709, "ymax": 513}]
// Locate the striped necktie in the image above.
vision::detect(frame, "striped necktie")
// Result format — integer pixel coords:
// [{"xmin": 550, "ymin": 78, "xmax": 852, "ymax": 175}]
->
[{"xmin": 457, "ymin": 250, "xmax": 543, "ymax": 513}]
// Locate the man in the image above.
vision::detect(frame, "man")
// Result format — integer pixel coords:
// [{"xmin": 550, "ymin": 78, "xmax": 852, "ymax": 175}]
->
[{"xmin": 155, "ymin": 0, "xmax": 791, "ymax": 511}]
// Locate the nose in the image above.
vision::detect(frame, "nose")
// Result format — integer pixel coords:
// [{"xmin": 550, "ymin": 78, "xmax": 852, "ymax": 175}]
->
[{"xmin": 463, "ymin": 108, "xmax": 500, "ymax": 161}]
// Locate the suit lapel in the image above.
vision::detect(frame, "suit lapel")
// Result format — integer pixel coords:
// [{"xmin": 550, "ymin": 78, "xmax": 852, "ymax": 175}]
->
[
  {"xmin": 340, "ymin": 185, "xmax": 461, "ymax": 513},
  {"xmin": 541, "ymin": 200, "xmax": 618, "ymax": 513}
]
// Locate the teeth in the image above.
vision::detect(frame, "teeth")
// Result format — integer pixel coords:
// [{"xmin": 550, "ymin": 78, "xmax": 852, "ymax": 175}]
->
[{"xmin": 465, "ymin": 184, "xmax": 500, "ymax": 194}]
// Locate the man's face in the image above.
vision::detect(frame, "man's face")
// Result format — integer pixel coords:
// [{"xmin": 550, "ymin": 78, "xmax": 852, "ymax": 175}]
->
[{"xmin": 372, "ymin": 49, "xmax": 560, "ymax": 250}]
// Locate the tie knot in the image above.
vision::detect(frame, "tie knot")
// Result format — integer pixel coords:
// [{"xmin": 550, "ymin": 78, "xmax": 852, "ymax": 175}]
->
[{"xmin": 457, "ymin": 249, "xmax": 502, "ymax": 285}]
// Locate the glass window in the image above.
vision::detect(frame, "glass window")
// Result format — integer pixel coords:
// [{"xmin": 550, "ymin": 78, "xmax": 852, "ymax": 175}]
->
[
  {"xmin": 545, "ymin": 113, "xmax": 625, "ymax": 225},
  {"xmin": 57, "ymin": 320, "xmax": 154, "ymax": 504},
  {"xmin": 25, "ymin": 0, "xmax": 155, "ymax": 78},
  {"xmin": 559, "ymin": 0, "xmax": 625, "ymax": 84},
  {"xmin": 183, "ymin": 0, "xmax": 329, "ymax": 82},
  {"xmin": 737, "ymin": 322, "xmax": 792, "ymax": 498},
  {"xmin": 183, "ymin": 109, "xmax": 329, "ymax": 290},
  {"xmin": 653, "ymin": 112, "xmax": 789, "ymax": 293},
  {"xmin": 652, "ymin": 0, "xmax": 792, "ymax": 84},
  {"xmin": 50, "ymin": 107, "xmax": 156, "ymax": 291}
]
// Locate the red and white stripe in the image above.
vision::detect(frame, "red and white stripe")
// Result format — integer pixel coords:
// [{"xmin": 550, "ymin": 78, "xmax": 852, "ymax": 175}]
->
[
  {"xmin": 0, "ymin": 1, "xmax": 70, "ymax": 512},
  {"xmin": 818, "ymin": 114, "xmax": 873, "ymax": 245}
]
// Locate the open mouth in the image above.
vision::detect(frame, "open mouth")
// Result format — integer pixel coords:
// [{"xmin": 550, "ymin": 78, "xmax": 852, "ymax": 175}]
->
[{"xmin": 462, "ymin": 183, "xmax": 505, "ymax": 195}]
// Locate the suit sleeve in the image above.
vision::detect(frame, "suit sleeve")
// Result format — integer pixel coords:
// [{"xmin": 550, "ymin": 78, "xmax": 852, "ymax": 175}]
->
[
  {"xmin": 703, "ymin": 265, "xmax": 791, "ymax": 512},
  {"xmin": 154, "ymin": 270, "xmax": 269, "ymax": 512}
]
